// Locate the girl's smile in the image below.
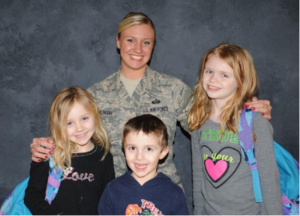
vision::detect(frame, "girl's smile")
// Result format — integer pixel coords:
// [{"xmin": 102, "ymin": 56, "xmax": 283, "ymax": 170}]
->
[
  {"xmin": 74, "ymin": 132, "xmax": 89, "ymax": 139},
  {"xmin": 207, "ymin": 84, "xmax": 221, "ymax": 91}
]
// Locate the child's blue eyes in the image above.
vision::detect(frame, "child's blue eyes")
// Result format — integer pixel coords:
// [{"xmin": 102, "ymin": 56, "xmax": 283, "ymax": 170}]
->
[
  {"xmin": 82, "ymin": 117, "xmax": 89, "ymax": 121},
  {"xmin": 205, "ymin": 70, "xmax": 229, "ymax": 78},
  {"xmin": 67, "ymin": 117, "xmax": 89, "ymax": 126},
  {"xmin": 146, "ymin": 147, "xmax": 153, "ymax": 151},
  {"xmin": 127, "ymin": 147, "xmax": 153, "ymax": 151}
]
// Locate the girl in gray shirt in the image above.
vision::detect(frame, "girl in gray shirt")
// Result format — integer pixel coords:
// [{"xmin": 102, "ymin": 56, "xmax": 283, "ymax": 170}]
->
[{"xmin": 187, "ymin": 44, "xmax": 282, "ymax": 215}]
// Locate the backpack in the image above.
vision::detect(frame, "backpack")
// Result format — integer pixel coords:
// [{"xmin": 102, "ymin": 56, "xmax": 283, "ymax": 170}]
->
[
  {"xmin": 0, "ymin": 155, "xmax": 63, "ymax": 215},
  {"xmin": 238, "ymin": 108, "xmax": 299, "ymax": 215}
]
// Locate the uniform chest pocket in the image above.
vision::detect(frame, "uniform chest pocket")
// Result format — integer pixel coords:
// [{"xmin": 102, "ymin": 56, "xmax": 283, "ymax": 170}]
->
[{"xmin": 99, "ymin": 110, "xmax": 117, "ymax": 136}]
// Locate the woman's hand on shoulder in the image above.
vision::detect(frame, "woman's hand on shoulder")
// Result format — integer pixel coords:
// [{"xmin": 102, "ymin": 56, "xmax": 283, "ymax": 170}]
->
[
  {"xmin": 243, "ymin": 96, "xmax": 272, "ymax": 120},
  {"xmin": 30, "ymin": 137, "xmax": 55, "ymax": 162}
]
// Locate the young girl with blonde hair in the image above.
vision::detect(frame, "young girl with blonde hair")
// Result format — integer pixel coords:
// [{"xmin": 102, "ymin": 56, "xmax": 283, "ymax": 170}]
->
[
  {"xmin": 24, "ymin": 86, "xmax": 115, "ymax": 215},
  {"xmin": 188, "ymin": 44, "xmax": 282, "ymax": 215}
]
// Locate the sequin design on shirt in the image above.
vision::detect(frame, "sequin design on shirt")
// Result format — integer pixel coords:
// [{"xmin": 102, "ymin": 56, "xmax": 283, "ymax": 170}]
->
[
  {"xmin": 200, "ymin": 129, "xmax": 242, "ymax": 188},
  {"xmin": 62, "ymin": 167, "xmax": 95, "ymax": 182}
]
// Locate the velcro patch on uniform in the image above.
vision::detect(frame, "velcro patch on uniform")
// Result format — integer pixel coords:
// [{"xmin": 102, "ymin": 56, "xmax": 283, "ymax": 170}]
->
[
  {"xmin": 151, "ymin": 99, "xmax": 161, "ymax": 104},
  {"xmin": 100, "ymin": 110, "xmax": 113, "ymax": 115},
  {"xmin": 142, "ymin": 106, "xmax": 168, "ymax": 113}
]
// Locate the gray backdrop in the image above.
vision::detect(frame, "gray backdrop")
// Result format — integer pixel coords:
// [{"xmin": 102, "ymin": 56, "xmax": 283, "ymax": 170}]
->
[{"xmin": 0, "ymin": 0, "xmax": 298, "ymax": 211}]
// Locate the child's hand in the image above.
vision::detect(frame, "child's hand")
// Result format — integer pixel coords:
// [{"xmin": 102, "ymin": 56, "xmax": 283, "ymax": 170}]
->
[
  {"xmin": 30, "ymin": 137, "xmax": 55, "ymax": 162},
  {"xmin": 243, "ymin": 97, "xmax": 272, "ymax": 120}
]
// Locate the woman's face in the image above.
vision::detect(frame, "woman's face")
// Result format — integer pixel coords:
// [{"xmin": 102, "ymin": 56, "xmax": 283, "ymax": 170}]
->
[{"xmin": 117, "ymin": 24, "xmax": 155, "ymax": 75}]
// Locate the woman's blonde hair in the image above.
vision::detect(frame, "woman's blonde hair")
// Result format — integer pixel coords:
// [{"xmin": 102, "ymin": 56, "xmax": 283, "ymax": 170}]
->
[
  {"xmin": 188, "ymin": 44, "xmax": 259, "ymax": 137},
  {"xmin": 117, "ymin": 12, "xmax": 156, "ymax": 39},
  {"xmin": 49, "ymin": 86, "xmax": 110, "ymax": 171}
]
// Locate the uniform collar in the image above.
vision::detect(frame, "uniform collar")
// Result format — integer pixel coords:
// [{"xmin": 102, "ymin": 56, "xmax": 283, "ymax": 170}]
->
[{"xmin": 112, "ymin": 66, "xmax": 161, "ymax": 105}]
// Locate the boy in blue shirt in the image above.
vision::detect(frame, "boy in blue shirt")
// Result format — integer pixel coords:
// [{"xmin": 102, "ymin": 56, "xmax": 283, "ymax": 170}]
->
[{"xmin": 98, "ymin": 114, "xmax": 189, "ymax": 215}]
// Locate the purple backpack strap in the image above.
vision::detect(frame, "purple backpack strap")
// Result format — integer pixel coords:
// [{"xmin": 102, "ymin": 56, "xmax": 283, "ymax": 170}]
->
[
  {"xmin": 238, "ymin": 108, "xmax": 263, "ymax": 202},
  {"xmin": 45, "ymin": 155, "xmax": 63, "ymax": 204}
]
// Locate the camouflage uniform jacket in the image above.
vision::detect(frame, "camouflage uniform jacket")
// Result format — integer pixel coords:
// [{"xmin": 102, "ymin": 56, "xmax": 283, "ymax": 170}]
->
[{"xmin": 88, "ymin": 66, "xmax": 192, "ymax": 185}]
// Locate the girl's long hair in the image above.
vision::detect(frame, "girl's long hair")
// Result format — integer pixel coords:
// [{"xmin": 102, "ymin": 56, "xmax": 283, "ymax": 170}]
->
[
  {"xmin": 188, "ymin": 44, "xmax": 259, "ymax": 136},
  {"xmin": 49, "ymin": 86, "xmax": 110, "ymax": 171}
]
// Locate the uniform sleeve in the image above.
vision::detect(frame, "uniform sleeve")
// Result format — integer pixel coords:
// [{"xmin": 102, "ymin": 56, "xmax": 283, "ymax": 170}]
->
[
  {"xmin": 102, "ymin": 152, "xmax": 115, "ymax": 189},
  {"xmin": 173, "ymin": 81, "xmax": 193, "ymax": 134},
  {"xmin": 98, "ymin": 184, "xmax": 114, "ymax": 215},
  {"xmin": 191, "ymin": 130, "xmax": 204, "ymax": 215},
  {"xmin": 24, "ymin": 161, "xmax": 62, "ymax": 215},
  {"xmin": 87, "ymin": 85, "xmax": 96, "ymax": 98},
  {"xmin": 171, "ymin": 189, "xmax": 190, "ymax": 215},
  {"xmin": 253, "ymin": 114, "xmax": 282, "ymax": 215}
]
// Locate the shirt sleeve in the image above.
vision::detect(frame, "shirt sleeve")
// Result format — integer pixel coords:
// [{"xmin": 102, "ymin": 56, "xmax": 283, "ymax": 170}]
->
[
  {"xmin": 171, "ymin": 188, "xmax": 190, "ymax": 215},
  {"xmin": 98, "ymin": 183, "xmax": 114, "ymax": 215},
  {"xmin": 87, "ymin": 85, "xmax": 96, "ymax": 98},
  {"xmin": 191, "ymin": 130, "xmax": 204, "ymax": 215},
  {"xmin": 174, "ymin": 81, "xmax": 193, "ymax": 134},
  {"xmin": 253, "ymin": 114, "xmax": 282, "ymax": 215},
  {"xmin": 102, "ymin": 152, "xmax": 115, "ymax": 188},
  {"xmin": 24, "ymin": 161, "xmax": 62, "ymax": 215}
]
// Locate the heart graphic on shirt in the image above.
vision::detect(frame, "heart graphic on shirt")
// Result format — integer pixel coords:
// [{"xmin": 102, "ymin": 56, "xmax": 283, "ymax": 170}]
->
[
  {"xmin": 205, "ymin": 159, "xmax": 228, "ymax": 182},
  {"xmin": 201, "ymin": 146, "xmax": 241, "ymax": 188}
]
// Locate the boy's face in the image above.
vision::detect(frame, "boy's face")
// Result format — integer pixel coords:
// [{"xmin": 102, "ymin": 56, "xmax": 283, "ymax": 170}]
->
[{"xmin": 124, "ymin": 131, "xmax": 169, "ymax": 185}]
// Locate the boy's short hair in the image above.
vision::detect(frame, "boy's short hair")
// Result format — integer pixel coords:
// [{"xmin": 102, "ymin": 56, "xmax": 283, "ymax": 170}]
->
[{"xmin": 122, "ymin": 114, "xmax": 168, "ymax": 149}]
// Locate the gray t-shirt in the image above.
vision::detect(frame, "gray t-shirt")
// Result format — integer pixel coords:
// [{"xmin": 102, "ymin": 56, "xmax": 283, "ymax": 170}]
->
[{"xmin": 192, "ymin": 114, "xmax": 282, "ymax": 215}]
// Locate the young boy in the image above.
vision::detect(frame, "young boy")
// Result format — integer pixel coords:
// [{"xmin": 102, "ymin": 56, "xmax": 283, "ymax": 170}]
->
[{"xmin": 98, "ymin": 114, "xmax": 189, "ymax": 215}]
